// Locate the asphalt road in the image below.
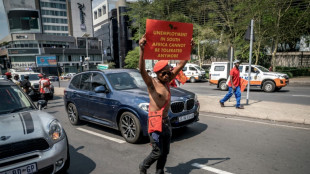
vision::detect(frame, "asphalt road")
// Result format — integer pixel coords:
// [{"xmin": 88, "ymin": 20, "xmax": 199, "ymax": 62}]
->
[
  {"xmin": 180, "ymin": 81, "xmax": 310, "ymax": 106},
  {"xmin": 45, "ymin": 97, "xmax": 310, "ymax": 174},
  {"xmin": 56, "ymin": 80, "xmax": 310, "ymax": 106}
]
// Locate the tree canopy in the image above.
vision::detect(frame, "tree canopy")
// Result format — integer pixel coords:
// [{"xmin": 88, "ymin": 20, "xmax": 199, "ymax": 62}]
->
[{"xmin": 125, "ymin": 0, "xmax": 310, "ymax": 69}]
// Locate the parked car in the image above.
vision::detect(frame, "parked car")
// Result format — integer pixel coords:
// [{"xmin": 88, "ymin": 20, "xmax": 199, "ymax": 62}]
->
[
  {"xmin": 64, "ymin": 69, "xmax": 200, "ymax": 143},
  {"xmin": 209, "ymin": 62, "xmax": 289, "ymax": 92},
  {"xmin": 171, "ymin": 63, "xmax": 206, "ymax": 83},
  {"xmin": 49, "ymin": 76, "xmax": 59, "ymax": 82},
  {"xmin": 0, "ymin": 79, "xmax": 70, "ymax": 174},
  {"xmin": 60, "ymin": 73, "xmax": 76, "ymax": 80}
]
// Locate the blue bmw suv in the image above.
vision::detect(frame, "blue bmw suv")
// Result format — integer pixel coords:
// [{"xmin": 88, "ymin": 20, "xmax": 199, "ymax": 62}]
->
[{"xmin": 64, "ymin": 69, "xmax": 199, "ymax": 143}]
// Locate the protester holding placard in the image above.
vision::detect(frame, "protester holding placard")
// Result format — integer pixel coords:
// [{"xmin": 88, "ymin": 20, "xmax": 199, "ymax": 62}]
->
[{"xmin": 138, "ymin": 32, "xmax": 194, "ymax": 173}]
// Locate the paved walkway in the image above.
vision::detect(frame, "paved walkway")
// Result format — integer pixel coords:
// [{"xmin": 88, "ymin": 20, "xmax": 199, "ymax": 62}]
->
[{"xmin": 54, "ymin": 76, "xmax": 310, "ymax": 125}]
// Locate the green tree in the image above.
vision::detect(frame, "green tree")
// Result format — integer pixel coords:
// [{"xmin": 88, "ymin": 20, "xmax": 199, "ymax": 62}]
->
[{"xmin": 125, "ymin": 47, "xmax": 140, "ymax": 69}]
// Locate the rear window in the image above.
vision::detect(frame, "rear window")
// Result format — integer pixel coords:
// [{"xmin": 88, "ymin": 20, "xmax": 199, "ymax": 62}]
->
[
  {"xmin": 214, "ymin": 66, "xmax": 225, "ymax": 71},
  {"xmin": 80, "ymin": 73, "xmax": 92, "ymax": 91},
  {"xmin": 69, "ymin": 75, "xmax": 81, "ymax": 89}
]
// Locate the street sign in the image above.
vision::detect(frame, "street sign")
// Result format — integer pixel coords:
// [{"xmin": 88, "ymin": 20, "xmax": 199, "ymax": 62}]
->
[{"xmin": 97, "ymin": 64, "xmax": 109, "ymax": 70}]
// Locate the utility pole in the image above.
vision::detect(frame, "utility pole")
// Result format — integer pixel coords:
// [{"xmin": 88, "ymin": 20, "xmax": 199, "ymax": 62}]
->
[{"xmin": 246, "ymin": 19, "xmax": 254, "ymax": 105}]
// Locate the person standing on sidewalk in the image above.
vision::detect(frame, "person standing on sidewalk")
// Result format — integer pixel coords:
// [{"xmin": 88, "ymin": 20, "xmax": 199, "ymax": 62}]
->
[
  {"xmin": 138, "ymin": 34, "xmax": 194, "ymax": 174},
  {"xmin": 219, "ymin": 60, "xmax": 244, "ymax": 109},
  {"xmin": 38, "ymin": 73, "xmax": 51, "ymax": 106}
]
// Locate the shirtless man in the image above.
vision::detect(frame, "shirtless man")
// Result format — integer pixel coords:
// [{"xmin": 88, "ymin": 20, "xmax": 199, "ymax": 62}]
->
[{"xmin": 139, "ymin": 34, "xmax": 194, "ymax": 174}]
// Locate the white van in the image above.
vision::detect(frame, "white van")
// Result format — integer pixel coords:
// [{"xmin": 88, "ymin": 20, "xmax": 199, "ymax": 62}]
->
[
  {"xmin": 171, "ymin": 63, "xmax": 206, "ymax": 83},
  {"xmin": 209, "ymin": 62, "xmax": 289, "ymax": 92}
]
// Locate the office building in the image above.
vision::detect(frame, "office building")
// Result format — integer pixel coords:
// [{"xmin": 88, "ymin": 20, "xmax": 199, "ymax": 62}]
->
[
  {"xmin": 0, "ymin": 0, "xmax": 101, "ymax": 74},
  {"xmin": 93, "ymin": 0, "xmax": 136, "ymax": 68}
]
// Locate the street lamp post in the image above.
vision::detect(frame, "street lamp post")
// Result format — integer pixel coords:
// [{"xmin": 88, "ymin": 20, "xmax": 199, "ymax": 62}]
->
[
  {"xmin": 62, "ymin": 46, "xmax": 65, "ymax": 75},
  {"xmin": 82, "ymin": 33, "xmax": 90, "ymax": 71}
]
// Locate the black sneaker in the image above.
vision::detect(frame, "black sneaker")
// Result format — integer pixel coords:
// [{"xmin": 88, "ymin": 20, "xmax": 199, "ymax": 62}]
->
[
  {"xmin": 219, "ymin": 101, "xmax": 224, "ymax": 107},
  {"xmin": 236, "ymin": 105, "xmax": 244, "ymax": 109}
]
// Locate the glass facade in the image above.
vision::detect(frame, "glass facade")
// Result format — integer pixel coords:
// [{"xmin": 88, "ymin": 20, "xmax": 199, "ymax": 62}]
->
[
  {"xmin": 41, "ymin": 10, "xmax": 67, "ymax": 16},
  {"xmin": 8, "ymin": 10, "xmax": 40, "ymax": 33},
  {"xmin": 40, "ymin": 0, "xmax": 68, "ymax": 36},
  {"xmin": 42, "ymin": 18, "xmax": 67, "ymax": 24},
  {"xmin": 43, "ymin": 25, "xmax": 68, "ymax": 31}
]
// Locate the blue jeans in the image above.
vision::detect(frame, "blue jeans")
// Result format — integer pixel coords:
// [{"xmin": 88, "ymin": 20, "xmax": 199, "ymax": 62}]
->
[{"xmin": 220, "ymin": 86, "xmax": 241, "ymax": 108}]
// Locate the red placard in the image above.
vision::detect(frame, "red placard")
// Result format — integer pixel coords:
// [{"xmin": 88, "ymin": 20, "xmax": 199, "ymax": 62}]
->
[{"xmin": 144, "ymin": 19, "xmax": 193, "ymax": 60}]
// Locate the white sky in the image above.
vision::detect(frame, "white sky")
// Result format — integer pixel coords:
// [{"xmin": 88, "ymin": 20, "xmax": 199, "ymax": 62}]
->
[{"xmin": 0, "ymin": 0, "xmax": 9, "ymax": 40}]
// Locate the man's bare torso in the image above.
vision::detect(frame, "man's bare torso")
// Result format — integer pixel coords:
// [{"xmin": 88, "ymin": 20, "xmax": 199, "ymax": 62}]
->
[{"xmin": 148, "ymin": 78, "xmax": 170, "ymax": 117}]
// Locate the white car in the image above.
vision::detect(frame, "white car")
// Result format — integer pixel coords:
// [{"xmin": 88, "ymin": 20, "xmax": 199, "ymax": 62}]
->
[
  {"xmin": 60, "ymin": 73, "xmax": 76, "ymax": 80},
  {"xmin": 209, "ymin": 62, "xmax": 289, "ymax": 92}
]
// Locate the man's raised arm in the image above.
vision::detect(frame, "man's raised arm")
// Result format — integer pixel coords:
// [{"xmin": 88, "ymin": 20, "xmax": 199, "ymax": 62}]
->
[
  {"xmin": 170, "ymin": 39, "xmax": 195, "ymax": 81},
  {"xmin": 139, "ymin": 35, "xmax": 153, "ymax": 86}
]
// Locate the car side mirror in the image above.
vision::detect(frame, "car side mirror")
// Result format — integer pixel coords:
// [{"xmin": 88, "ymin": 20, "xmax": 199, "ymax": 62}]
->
[
  {"xmin": 94, "ymin": 85, "xmax": 108, "ymax": 93},
  {"xmin": 37, "ymin": 100, "xmax": 47, "ymax": 110}
]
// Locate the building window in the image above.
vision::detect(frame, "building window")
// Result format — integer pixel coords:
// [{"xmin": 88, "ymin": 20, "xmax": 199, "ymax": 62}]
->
[
  {"xmin": 102, "ymin": 6, "xmax": 106, "ymax": 15},
  {"xmin": 98, "ymin": 9, "xmax": 102, "ymax": 17},
  {"xmin": 94, "ymin": 11, "xmax": 97, "ymax": 19}
]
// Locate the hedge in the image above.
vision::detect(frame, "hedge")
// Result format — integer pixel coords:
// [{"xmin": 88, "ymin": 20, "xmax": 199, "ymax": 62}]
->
[{"xmin": 275, "ymin": 67, "xmax": 310, "ymax": 78}]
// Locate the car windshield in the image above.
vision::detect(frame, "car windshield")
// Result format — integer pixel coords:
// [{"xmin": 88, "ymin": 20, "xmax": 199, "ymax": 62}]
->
[
  {"xmin": 0, "ymin": 85, "xmax": 34, "ymax": 115},
  {"xmin": 256, "ymin": 66, "xmax": 269, "ymax": 72},
  {"xmin": 20, "ymin": 74, "xmax": 40, "ymax": 81},
  {"xmin": 106, "ymin": 71, "xmax": 147, "ymax": 90},
  {"xmin": 194, "ymin": 66, "xmax": 204, "ymax": 71}
]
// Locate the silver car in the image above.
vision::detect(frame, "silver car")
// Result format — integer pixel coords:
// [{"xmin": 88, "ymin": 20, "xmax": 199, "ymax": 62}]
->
[{"xmin": 0, "ymin": 79, "xmax": 70, "ymax": 174}]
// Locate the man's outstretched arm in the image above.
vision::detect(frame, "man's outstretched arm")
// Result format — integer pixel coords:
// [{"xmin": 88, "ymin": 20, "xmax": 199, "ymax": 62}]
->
[
  {"xmin": 139, "ymin": 34, "xmax": 153, "ymax": 88},
  {"xmin": 170, "ymin": 39, "xmax": 195, "ymax": 81}
]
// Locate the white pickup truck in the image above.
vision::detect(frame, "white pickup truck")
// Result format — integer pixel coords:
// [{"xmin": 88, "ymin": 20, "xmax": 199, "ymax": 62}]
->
[{"xmin": 209, "ymin": 62, "xmax": 289, "ymax": 92}]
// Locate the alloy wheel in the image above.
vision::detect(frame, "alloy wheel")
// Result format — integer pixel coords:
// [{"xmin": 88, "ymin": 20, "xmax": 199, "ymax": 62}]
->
[{"xmin": 121, "ymin": 114, "xmax": 136, "ymax": 139}]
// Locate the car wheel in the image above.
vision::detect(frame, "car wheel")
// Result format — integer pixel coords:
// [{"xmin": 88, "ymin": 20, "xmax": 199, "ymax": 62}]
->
[
  {"xmin": 219, "ymin": 80, "xmax": 228, "ymax": 91},
  {"xmin": 119, "ymin": 112, "xmax": 141, "ymax": 144},
  {"xmin": 263, "ymin": 81, "xmax": 275, "ymax": 92},
  {"xmin": 190, "ymin": 77, "xmax": 196, "ymax": 83},
  {"xmin": 67, "ymin": 103, "xmax": 80, "ymax": 125}
]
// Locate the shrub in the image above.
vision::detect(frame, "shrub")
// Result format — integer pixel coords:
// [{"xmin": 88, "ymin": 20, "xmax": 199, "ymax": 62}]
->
[{"xmin": 276, "ymin": 66, "xmax": 310, "ymax": 77}]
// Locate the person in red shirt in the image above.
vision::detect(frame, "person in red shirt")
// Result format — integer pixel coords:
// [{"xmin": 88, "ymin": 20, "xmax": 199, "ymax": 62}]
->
[
  {"xmin": 219, "ymin": 60, "xmax": 244, "ymax": 109},
  {"xmin": 38, "ymin": 73, "xmax": 51, "ymax": 105}
]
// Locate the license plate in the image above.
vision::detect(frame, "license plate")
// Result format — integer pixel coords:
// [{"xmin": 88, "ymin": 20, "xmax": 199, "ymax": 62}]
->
[
  {"xmin": 0, "ymin": 163, "xmax": 37, "ymax": 174},
  {"xmin": 178, "ymin": 113, "xmax": 195, "ymax": 122}
]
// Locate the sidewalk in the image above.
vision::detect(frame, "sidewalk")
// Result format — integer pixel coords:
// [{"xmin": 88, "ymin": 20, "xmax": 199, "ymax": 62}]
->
[
  {"xmin": 54, "ymin": 77, "xmax": 310, "ymax": 125},
  {"xmin": 288, "ymin": 77, "xmax": 310, "ymax": 86},
  {"xmin": 198, "ymin": 95, "xmax": 310, "ymax": 125}
]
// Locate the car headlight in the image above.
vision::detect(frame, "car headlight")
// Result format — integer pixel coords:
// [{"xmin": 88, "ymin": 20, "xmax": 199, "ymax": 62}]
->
[
  {"xmin": 49, "ymin": 119, "xmax": 64, "ymax": 143},
  {"xmin": 139, "ymin": 103, "xmax": 149, "ymax": 112}
]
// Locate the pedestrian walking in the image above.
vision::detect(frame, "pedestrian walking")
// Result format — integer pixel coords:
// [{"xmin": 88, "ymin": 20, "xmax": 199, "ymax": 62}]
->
[
  {"xmin": 219, "ymin": 59, "xmax": 244, "ymax": 109},
  {"xmin": 138, "ymin": 34, "xmax": 194, "ymax": 174},
  {"xmin": 38, "ymin": 74, "xmax": 51, "ymax": 106},
  {"xmin": 4, "ymin": 72, "xmax": 12, "ymax": 81}
]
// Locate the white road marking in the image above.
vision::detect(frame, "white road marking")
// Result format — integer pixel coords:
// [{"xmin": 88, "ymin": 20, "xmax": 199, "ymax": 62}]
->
[
  {"xmin": 192, "ymin": 163, "xmax": 234, "ymax": 174},
  {"xmin": 292, "ymin": 95, "xmax": 310, "ymax": 97},
  {"xmin": 77, "ymin": 128, "xmax": 126, "ymax": 144},
  {"xmin": 200, "ymin": 114, "xmax": 310, "ymax": 131}
]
